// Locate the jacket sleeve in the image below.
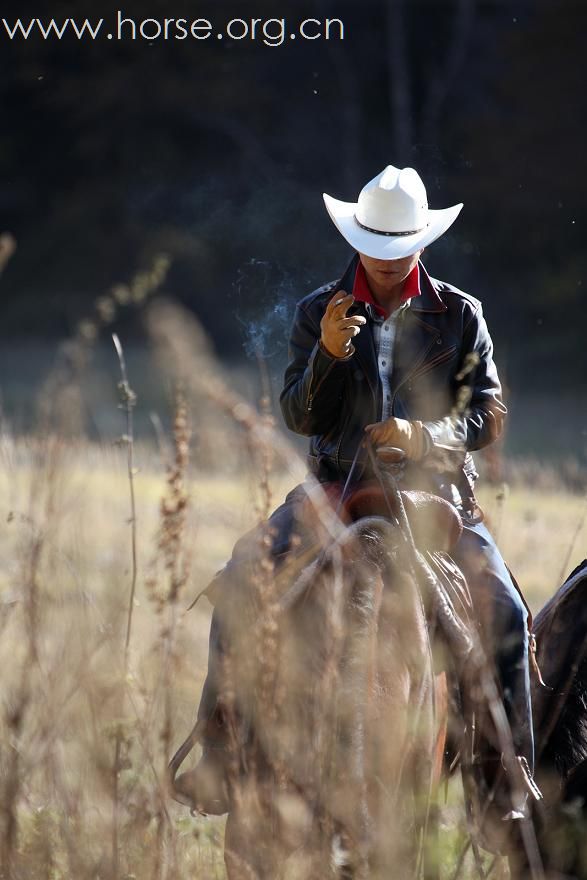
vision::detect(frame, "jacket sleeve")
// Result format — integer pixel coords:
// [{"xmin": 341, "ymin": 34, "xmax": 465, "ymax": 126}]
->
[
  {"xmin": 421, "ymin": 303, "xmax": 507, "ymax": 461},
  {"xmin": 279, "ymin": 302, "xmax": 352, "ymax": 436}
]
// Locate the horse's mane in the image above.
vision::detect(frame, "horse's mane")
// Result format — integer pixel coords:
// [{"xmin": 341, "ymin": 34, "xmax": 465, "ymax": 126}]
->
[
  {"xmin": 542, "ymin": 654, "xmax": 587, "ymax": 779},
  {"xmin": 534, "ymin": 559, "xmax": 587, "ymax": 780}
]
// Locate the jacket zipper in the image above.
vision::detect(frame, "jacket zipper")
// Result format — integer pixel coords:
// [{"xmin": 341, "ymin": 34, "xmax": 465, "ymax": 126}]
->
[{"xmin": 305, "ymin": 354, "xmax": 316, "ymax": 412}]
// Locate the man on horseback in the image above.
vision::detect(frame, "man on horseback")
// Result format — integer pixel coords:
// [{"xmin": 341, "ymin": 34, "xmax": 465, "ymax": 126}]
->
[{"xmin": 175, "ymin": 165, "xmax": 534, "ymax": 819}]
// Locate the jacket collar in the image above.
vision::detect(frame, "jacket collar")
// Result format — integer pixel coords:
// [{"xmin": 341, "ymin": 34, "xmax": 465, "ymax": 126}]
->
[
  {"xmin": 338, "ymin": 253, "xmax": 447, "ymax": 314},
  {"xmin": 411, "ymin": 263, "xmax": 447, "ymax": 313},
  {"xmin": 338, "ymin": 252, "xmax": 361, "ymax": 294}
]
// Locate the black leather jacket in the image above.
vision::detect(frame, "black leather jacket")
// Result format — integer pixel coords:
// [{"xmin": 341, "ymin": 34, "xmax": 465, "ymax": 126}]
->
[{"xmin": 279, "ymin": 254, "xmax": 507, "ymax": 521}]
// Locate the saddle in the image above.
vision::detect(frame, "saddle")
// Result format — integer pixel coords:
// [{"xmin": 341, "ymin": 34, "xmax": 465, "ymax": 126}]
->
[
  {"xmin": 309, "ymin": 480, "xmax": 475, "ymax": 665},
  {"xmin": 314, "ymin": 480, "xmax": 463, "ymax": 554},
  {"xmin": 318, "ymin": 478, "xmax": 539, "ymax": 667}
]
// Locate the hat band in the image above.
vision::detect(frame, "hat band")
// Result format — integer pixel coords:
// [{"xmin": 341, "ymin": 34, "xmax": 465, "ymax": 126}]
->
[{"xmin": 354, "ymin": 215, "xmax": 427, "ymax": 237}]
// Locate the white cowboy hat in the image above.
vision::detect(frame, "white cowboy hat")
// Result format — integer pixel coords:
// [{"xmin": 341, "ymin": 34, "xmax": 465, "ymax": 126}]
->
[{"xmin": 323, "ymin": 165, "xmax": 463, "ymax": 260}]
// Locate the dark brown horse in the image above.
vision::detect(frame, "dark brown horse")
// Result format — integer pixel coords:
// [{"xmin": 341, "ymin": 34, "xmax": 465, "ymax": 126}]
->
[
  {"xmin": 220, "ymin": 510, "xmax": 442, "ymax": 879},
  {"xmin": 170, "ymin": 477, "xmax": 499, "ymax": 878},
  {"xmin": 526, "ymin": 558, "xmax": 587, "ymax": 879}
]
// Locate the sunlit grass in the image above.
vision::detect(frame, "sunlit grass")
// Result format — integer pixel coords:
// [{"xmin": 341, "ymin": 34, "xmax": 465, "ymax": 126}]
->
[
  {"xmin": 0, "ymin": 427, "xmax": 584, "ymax": 876},
  {"xmin": 478, "ymin": 483, "xmax": 587, "ymax": 610}
]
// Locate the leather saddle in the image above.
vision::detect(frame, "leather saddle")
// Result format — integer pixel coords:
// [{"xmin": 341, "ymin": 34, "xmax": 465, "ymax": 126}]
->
[{"xmin": 323, "ymin": 480, "xmax": 464, "ymax": 554}]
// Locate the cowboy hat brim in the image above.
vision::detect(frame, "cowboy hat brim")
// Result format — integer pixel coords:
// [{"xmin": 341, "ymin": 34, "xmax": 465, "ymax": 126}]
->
[{"xmin": 323, "ymin": 194, "xmax": 463, "ymax": 260}]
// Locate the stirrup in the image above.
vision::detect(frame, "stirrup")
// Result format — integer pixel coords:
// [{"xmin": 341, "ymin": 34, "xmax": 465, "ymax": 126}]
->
[
  {"xmin": 499, "ymin": 753, "xmax": 543, "ymax": 821},
  {"xmin": 517, "ymin": 755, "xmax": 543, "ymax": 802}
]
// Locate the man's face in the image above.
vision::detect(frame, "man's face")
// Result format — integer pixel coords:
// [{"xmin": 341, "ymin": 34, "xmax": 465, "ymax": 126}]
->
[{"xmin": 359, "ymin": 249, "xmax": 423, "ymax": 290}]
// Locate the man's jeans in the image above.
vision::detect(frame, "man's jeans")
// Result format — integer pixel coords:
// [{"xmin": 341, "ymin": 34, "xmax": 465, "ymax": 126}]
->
[
  {"xmin": 196, "ymin": 485, "xmax": 534, "ymax": 771},
  {"xmin": 451, "ymin": 520, "xmax": 534, "ymax": 771}
]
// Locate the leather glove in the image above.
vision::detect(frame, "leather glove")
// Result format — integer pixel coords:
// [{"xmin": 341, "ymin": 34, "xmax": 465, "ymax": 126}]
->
[
  {"xmin": 364, "ymin": 417, "xmax": 426, "ymax": 461},
  {"xmin": 320, "ymin": 291, "xmax": 367, "ymax": 359}
]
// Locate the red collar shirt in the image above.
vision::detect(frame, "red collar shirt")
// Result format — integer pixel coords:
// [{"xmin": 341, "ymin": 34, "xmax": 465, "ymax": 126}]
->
[{"xmin": 352, "ymin": 261, "xmax": 422, "ymax": 421}]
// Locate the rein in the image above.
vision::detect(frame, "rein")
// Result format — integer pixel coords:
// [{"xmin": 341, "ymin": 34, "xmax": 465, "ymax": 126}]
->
[
  {"xmin": 333, "ymin": 436, "xmax": 367, "ymax": 519},
  {"xmin": 363, "ymin": 439, "xmax": 439, "ymax": 875}
]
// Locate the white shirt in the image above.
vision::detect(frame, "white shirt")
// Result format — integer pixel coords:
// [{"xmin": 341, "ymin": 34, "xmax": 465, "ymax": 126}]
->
[{"xmin": 366, "ymin": 300, "xmax": 411, "ymax": 420}]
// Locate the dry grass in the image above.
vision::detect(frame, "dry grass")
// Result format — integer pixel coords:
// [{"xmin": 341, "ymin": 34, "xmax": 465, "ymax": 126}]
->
[
  {"xmin": 0, "ymin": 433, "xmax": 584, "ymax": 878},
  {"xmin": 0, "ymin": 295, "xmax": 585, "ymax": 879},
  {"xmin": 477, "ymin": 484, "xmax": 587, "ymax": 611}
]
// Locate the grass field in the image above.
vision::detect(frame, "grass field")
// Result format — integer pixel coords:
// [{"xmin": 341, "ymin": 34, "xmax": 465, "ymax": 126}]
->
[
  {"xmin": 0, "ymin": 427, "xmax": 585, "ymax": 879},
  {"xmin": 1, "ymin": 299, "xmax": 585, "ymax": 879}
]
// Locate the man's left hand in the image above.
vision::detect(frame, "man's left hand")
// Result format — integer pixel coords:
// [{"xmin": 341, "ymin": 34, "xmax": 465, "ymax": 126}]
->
[{"xmin": 364, "ymin": 417, "xmax": 426, "ymax": 461}]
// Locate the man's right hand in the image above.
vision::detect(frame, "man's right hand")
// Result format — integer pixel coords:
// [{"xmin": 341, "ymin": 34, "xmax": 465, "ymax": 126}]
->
[{"xmin": 320, "ymin": 292, "xmax": 367, "ymax": 359}]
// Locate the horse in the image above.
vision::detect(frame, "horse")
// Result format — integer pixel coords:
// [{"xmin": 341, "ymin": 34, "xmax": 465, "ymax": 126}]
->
[
  {"xmin": 170, "ymin": 460, "xmax": 527, "ymax": 878},
  {"xmin": 525, "ymin": 558, "xmax": 587, "ymax": 879},
  {"xmin": 217, "ymin": 502, "xmax": 452, "ymax": 880}
]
